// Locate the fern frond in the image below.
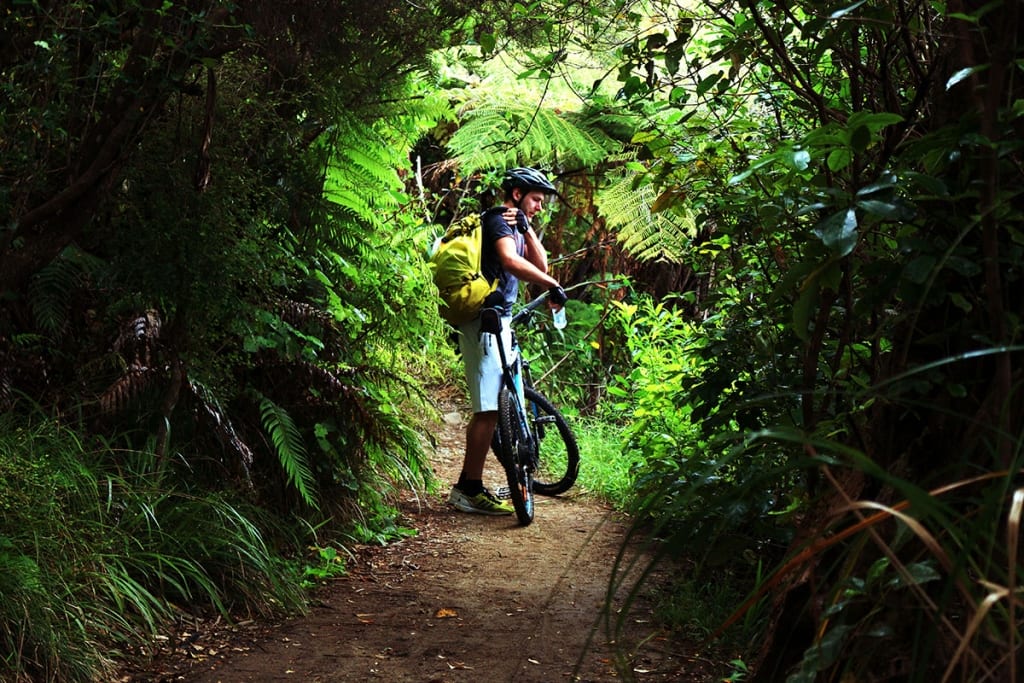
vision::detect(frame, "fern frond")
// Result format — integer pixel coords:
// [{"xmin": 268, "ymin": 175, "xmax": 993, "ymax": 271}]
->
[
  {"xmin": 393, "ymin": 84, "xmax": 456, "ymax": 133},
  {"xmin": 277, "ymin": 298, "xmax": 336, "ymax": 331},
  {"xmin": 596, "ymin": 170, "xmax": 696, "ymax": 263},
  {"xmin": 28, "ymin": 257, "xmax": 79, "ymax": 337},
  {"xmin": 27, "ymin": 244, "xmax": 106, "ymax": 337},
  {"xmin": 448, "ymin": 97, "xmax": 616, "ymax": 172},
  {"xmin": 321, "ymin": 114, "xmax": 408, "ymax": 235},
  {"xmin": 97, "ymin": 368, "xmax": 160, "ymax": 415},
  {"xmin": 189, "ymin": 379, "xmax": 254, "ymax": 481},
  {"xmin": 257, "ymin": 395, "xmax": 318, "ymax": 509}
]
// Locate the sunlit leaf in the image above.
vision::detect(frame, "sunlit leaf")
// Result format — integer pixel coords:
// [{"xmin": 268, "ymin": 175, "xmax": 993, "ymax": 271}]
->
[
  {"xmin": 790, "ymin": 149, "xmax": 811, "ymax": 170},
  {"xmin": 829, "ymin": 0, "xmax": 868, "ymax": 19},
  {"xmin": 479, "ymin": 32, "xmax": 495, "ymax": 55},
  {"xmin": 946, "ymin": 65, "xmax": 987, "ymax": 90}
]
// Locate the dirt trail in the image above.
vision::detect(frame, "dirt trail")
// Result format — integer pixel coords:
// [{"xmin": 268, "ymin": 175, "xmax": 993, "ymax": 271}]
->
[{"xmin": 128, "ymin": 402, "xmax": 721, "ymax": 682}]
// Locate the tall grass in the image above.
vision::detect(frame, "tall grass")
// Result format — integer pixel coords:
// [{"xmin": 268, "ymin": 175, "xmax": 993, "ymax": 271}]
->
[
  {"xmin": 601, "ymin": 390, "xmax": 1024, "ymax": 681},
  {"xmin": 0, "ymin": 413, "xmax": 307, "ymax": 682},
  {"xmin": 738, "ymin": 442, "xmax": 1024, "ymax": 683},
  {"xmin": 570, "ymin": 417, "xmax": 644, "ymax": 507}
]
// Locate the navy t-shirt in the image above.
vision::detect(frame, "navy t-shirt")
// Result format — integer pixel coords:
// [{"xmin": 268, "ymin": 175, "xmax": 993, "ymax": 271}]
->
[{"xmin": 480, "ymin": 206, "xmax": 526, "ymax": 315}]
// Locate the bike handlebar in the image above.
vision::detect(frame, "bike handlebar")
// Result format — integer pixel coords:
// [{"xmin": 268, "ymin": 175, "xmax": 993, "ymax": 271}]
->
[{"xmin": 511, "ymin": 290, "xmax": 552, "ymax": 326}]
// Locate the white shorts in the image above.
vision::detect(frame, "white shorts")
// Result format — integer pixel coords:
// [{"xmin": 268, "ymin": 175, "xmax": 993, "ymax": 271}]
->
[{"xmin": 458, "ymin": 315, "xmax": 516, "ymax": 413}]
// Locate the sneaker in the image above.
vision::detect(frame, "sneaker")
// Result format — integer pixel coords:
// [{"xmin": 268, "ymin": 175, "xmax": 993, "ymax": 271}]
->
[{"xmin": 447, "ymin": 485, "xmax": 513, "ymax": 516}]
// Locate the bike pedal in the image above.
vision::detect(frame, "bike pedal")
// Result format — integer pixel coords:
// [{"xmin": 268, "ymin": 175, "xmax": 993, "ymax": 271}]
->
[{"xmin": 494, "ymin": 486, "xmax": 511, "ymax": 500}]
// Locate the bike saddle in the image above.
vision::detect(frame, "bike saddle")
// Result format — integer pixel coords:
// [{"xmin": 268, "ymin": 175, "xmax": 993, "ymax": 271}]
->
[{"xmin": 478, "ymin": 306, "xmax": 503, "ymax": 334}]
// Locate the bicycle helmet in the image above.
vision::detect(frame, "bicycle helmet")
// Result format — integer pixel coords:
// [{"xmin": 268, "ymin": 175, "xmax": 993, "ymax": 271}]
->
[{"xmin": 501, "ymin": 167, "xmax": 558, "ymax": 195}]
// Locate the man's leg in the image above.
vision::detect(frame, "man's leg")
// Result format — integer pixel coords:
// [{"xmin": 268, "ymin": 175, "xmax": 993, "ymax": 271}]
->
[
  {"xmin": 449, "ymin": 410, "xmax": 511, "ymax": 515},
  {"xmin": 448, "ymin": 316, "xmax": 512, "ymax": 514},
  {"xmin": 460, "ymin": 410, "xmax": 498, "ymax": 481}
]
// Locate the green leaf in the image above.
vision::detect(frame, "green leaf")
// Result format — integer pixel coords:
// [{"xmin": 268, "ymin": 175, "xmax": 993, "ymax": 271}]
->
[
  {"xmin": 622, "ymin": 75, "xmax": 643, "ymax": 97},
  {"xmin": 479, "ymin": 32, "xmax": 496, "ymax": 55},
  {"xmin": 789, "ymin": 149, "xmax": 811, "ymax": 170},
  {"xmin": 729, "ymin": 148, "xmax": 790, "ymax": 184},
  {"xmin": 850, "ymin": 124, "xmax": 871, "ymax": 153},
  {"xmin": 856, "ymin": 198, "xmax": 914, "ymax": 221},
  {"xmin": 793, "ymin": 277, "xmax": 820, "ymax": 342},
  {"xmin": 813, "ymin": 208, "xmax": 858, "ymax": 256},
  {"xmin": 827, "ymin": 148, "xmax": 852, "ymax": 172},
  {"xmin": 950, "ymin": 292, "xmax": 972, "ymax": 312},
  {"xmin": 856, "ymin": 176, "xmax": 898, "ymax": 196},
  {"xmin": 866, "ymin": 556, "xmax": 890, "ymax": 584},
  {"xmin": 665, "ymin": 39, "xmax": 684, "ymax": 75},
  {"xmin": 889, "ymin": 561, "xmax": 941, "ymax": 587},
  {"xmin": 696, "ymin": 72, "xmax": 722, "ymax": 96},
  {"xmin": 797, "ymin": 202, "xmax": 829, "ymax": 216},
  {"xmin": 904, "ymin": 254, "xmax": 937, "ymax": 284},
  {"xmin": 259, "ymin": 396, "xmax": 318, "ymax": 509},
  {"xmin": 902, "ymin": 171, "xmax": 948, "ymax": 196},
  {"xmin": 847, "ymin": 111, "xmax": 903, "ymax": 132},
  {"xmin": 788, "ymin": 624, "xmax": 855, "ymax": 681},
  {"xmin": 645, "ymin": 33, "xmax": 667, "ymax": 50}
]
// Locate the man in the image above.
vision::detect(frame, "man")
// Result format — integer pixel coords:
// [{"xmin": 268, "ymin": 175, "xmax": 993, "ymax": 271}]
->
[{"xmin": 447, "ymin": 167, "xmax": 568, "ymax": 515}]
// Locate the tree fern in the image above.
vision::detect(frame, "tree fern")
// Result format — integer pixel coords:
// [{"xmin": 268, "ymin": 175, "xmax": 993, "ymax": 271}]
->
[
  {"xmin": 447, "ymin": 96, "xmax": 616, "ymax": 172},
  {"xmin": 322, "ymin": 89, "xmax": 453, "ymax": 238},
  {"xmin": 257, "ymin": 394, "xmax": 318, "ymax": 509},
  {"xmin": 596, "ymin": 169, "xmax": 696, "ymax": 263}
]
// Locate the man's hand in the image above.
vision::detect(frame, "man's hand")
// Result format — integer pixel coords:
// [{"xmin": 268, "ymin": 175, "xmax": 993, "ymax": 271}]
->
[{"xmin": 502, "ymin": 207, "xmax": 528, "ymax": 234}]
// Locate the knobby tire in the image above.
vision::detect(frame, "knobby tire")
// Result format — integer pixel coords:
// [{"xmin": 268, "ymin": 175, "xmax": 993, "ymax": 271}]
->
[
  {"xmin": 497, "ymin": 387, "xmax": 534, "ymax": 526},
  {"xmin": 525, "ymin": 386, "xmax": 580, "ymax": 496}
]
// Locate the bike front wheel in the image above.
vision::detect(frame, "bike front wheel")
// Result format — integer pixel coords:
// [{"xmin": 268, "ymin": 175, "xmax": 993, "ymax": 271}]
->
[
  {"xmin": 525, "ymin": 387, "xmax": 580, "ymax": 496},
  {"xmin": 497, "ymin": 386, "xmax": 535, "ymax": 526}
]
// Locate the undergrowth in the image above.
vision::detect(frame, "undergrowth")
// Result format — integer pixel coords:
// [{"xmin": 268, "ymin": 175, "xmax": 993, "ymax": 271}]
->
[
  {"xmin": 0, "ymin": 412, "xmax": 308, "ymax": 682},
  {"xmin": 570, "ymin": 417, "xmax": 643, "ymax": 507}
]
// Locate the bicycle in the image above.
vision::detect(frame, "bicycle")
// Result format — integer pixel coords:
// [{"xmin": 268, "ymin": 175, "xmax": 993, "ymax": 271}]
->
[{"xmin": 479, "ymin": 292, "xmax": 580, "ymax": 526}]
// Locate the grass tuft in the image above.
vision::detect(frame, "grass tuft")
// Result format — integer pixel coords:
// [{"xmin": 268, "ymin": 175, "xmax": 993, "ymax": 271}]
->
[{"xmin": 0, "ymin": 412, "xmax": 307, "ymax": 682}]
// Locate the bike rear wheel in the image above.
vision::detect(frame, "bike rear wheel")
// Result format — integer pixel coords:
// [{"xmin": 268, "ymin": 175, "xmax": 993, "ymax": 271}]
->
[
  {"xmin": 497, "ymin": 386, "xmax": 535, "ymax": 526},
  {"xmin": 525, "ymin": 387, "xmax": 580, "ymax": 496}
]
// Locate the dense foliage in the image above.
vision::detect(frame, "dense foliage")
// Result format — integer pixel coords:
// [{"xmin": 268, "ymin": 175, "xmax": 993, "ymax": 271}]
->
[
  {"xmin": 0, "ymin": 0, "xmax": 496, "ymax": 678},
  {"xmin": 588, "ymin": 1, "xmax": 1024, "ymax": 680},
  {"xmin": 2, "ymin": 0, "xmax": 1022, "ymax": 680}
]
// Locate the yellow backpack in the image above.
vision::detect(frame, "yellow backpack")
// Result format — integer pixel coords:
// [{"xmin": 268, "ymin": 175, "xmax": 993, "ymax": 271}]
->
[{"xmin": 428, "ymin": 212, "xmax": 498, "ymax": 325}]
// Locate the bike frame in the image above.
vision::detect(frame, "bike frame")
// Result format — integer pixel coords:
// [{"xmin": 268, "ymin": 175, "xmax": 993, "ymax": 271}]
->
[
  {"xmin": 479, "ymin": 306, "xmax": 536, "ymax": 468},
  {"xmin": 480, "ymin": 291, "xmax": 580, "ymax": 518},
  {"xmin": 482, "ymin": 291, "xmax": 553, "ymax": 441}
]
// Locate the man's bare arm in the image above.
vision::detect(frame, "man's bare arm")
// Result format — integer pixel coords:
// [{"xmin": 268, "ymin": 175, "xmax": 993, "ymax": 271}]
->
[{"xmin": 494, "ymin": 235, "xmax": 558, "ymax": 289}]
